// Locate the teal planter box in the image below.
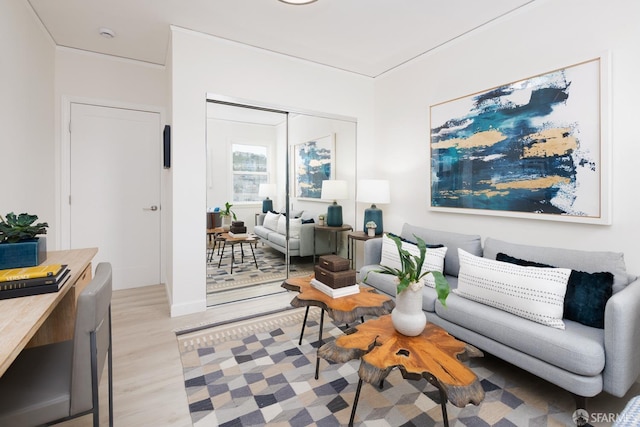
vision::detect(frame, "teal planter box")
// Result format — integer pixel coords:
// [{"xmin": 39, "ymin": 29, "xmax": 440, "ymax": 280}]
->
[{"xmin": 0, "ymin": 238, "xmax": 47, "ymax": 270}]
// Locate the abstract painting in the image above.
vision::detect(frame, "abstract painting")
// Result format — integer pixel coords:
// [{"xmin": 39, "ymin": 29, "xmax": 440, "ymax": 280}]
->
[
  {"xmin": 293, "ymin": 134, "xmax": 334, "ymax": 200},
  {"xmin": 430, "ymin": 58, "xmax": 609, "ymax": 223}
]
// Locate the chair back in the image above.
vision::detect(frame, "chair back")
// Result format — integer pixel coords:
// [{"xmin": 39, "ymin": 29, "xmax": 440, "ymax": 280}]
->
[{"xmin": 69, "ymin": 262, "xmax": 113, "ymax": 415}]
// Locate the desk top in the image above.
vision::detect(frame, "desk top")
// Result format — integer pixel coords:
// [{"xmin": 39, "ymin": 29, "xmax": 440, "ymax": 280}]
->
[{"xmin": 0, "ymin": 248, "xmax": 98, "ymax": 376}]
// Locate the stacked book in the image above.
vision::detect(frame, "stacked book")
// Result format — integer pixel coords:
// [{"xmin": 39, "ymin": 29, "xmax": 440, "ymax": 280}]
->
[
  {"xmin": 0, "ymin": 264, "xmax": 70, "ymax": 300},
  {"xmin": 312, "ymin": 255, "xmax": 359, "ymax": 298}
]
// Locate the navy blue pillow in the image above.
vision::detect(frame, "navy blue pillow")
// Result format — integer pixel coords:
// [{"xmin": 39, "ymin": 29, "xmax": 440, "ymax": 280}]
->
[{"xmin": 496, "ymin": 253, "xmax": 613, "ymax": 328}]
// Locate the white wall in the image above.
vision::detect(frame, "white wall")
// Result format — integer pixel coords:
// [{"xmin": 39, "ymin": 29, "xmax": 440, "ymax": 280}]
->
[
  {"xmin": 374, "ymin": 0, "xmax": 640, "ymax": 270},
  {"xmin": 169, "ymin": 27, "xmax": 374, "ymax": 316},
  {"xmin": 0, "ymin": 0, "xmax": 55, "ymax": 242}
]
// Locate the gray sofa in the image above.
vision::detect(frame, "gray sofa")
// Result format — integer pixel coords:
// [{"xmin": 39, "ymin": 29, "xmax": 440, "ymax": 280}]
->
[
  {"xmin": 253, "ymin": 212, "xmax": 331, "ymax": 258},
  {"xmin": 359, "ymin": 223, "xmax": 640, "ymax": 406}
]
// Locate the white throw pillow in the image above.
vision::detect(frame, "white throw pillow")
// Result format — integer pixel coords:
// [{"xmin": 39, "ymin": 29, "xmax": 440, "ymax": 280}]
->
[
  {"xmin": 289, "ymin": 217, "xmax": 302, "ymax": 239},
  {"xmin": 263, "ymin": 212, "xmax": 280, "ymax": 231},
  {"xmin": 274, "ymin": 215, "xmax": 302, "ymax": 238},
  {"xmin": 455, "ymin": 249, "xmax": 571, "ymax": 329},
  {"xmin": 379, "ymin": 234, "xmax": 447, "ymax": 288},
  {"xmin": 277, "ymin": 215, "xmax": 287, "ymax": 235}
]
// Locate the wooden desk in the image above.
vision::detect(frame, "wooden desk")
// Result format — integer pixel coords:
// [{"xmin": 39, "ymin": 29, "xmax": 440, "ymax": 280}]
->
[{"xmin": 0, "ymin": 248, "xmax": 98, "ymax": 377}]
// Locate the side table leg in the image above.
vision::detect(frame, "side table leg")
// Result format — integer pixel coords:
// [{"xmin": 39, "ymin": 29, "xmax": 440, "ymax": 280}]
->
[
  {"xmin": 314, "ymin": 309, "xmax": 325, "ymax": 380},
  {"xmin": 349, "ymin": 378, "xmax": 364, "ymax": 427},
  {"xmin": 298, "ymin": 306, "xmax": 310, "ymax": 345}
]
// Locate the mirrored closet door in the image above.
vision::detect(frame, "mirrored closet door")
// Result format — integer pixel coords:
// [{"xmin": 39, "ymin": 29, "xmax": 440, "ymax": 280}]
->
[{"xmin": 206, "ymin": 97, "xmax": 356, "ymax": 307}]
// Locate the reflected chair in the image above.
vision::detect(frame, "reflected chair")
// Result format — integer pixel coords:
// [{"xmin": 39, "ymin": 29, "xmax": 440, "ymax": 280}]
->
[{"xmin": 0, "ymin": 262, "xmax": 114, "ymax": 427}]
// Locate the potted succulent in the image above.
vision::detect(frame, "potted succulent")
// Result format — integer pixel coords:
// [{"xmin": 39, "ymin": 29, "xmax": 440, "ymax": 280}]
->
[
  {"xmin": 0, "ymin": 212, "xmax": 49, "ymax": 269},
  {"xmin": 365, "ymin": 221, "xmax": 377, "ymax": 237},
  {"xmin": 220, "ymin": 202, "xmax": 236, "ymax": 230},
  {"xmin": 372, "ymin": 234, "xmax": 449, "ymax": 336}
]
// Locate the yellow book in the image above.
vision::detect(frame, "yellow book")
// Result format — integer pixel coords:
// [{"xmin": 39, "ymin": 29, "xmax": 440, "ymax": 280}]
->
[{"xmin": 0, "ymin": 264, "xmax": 64, "ymax": 283}]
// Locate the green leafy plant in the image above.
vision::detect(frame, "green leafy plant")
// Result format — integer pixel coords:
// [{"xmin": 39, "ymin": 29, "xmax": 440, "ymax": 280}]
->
[
  {"xmin": 373, "ymin": 234, "xmax": 450, "ymax": 307},
  {"xmin": 0, "ymin": 212, "xmax": 49, "ymax": 244},
  {"xmin": 220, "ymin": 202, "xmax": 237, "ymax": 221}
]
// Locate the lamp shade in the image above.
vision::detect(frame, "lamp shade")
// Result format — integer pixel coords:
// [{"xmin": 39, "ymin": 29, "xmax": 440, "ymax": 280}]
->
[
  {"xmin": 357, "ymin": 179, "xmax": 390, "ymax": 204},
  {"xmin": 321, "ymin": 180, "xmax": 348, "ymax": 201},
  {"xmin": 258, "ymin": 183, "xmax": 276, "ymax": 198}
]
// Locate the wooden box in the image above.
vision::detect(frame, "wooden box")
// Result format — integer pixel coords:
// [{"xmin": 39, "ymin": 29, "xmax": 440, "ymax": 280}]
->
[
  {"xmin": 314, "ymin": 265, "xmax": 357, "ymax": 289},
  {"xmin": 318, "ymin": 255, "xmax": 350, "ymax": 272}
]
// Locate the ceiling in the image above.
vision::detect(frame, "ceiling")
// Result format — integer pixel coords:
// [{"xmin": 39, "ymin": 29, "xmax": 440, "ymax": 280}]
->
[{"xmin": 28, "ymin": 0, "xmax": 535, "ymax": 78}]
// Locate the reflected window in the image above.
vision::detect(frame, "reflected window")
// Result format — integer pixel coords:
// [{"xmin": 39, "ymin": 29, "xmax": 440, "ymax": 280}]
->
[{"xmin": 232, "ymin": 144, "xmax": 268, "ymax": 202}]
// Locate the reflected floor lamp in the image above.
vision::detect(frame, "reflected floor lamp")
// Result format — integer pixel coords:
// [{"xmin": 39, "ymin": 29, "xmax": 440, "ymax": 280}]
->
[
  {"xmin": 321, "ymin": 180, "xmax": 348, "ymax": 227},
  {"xmin": 357, "ymin": 179, "xmax": 390, "ymax": 235},
  {"xmin": 259, "ymin": 183, "xmax": 276, "ymax": 213}
]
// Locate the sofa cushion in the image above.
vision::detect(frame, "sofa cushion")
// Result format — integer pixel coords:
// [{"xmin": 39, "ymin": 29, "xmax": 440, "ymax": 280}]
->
[
  {"xmin": 496, "ymin": 253, "xmax": 614, "ymax": 329},
  {"xmin": 400, "ymin": 224, "xmax": 482, "ymax": 276},
  {"xmin": 456, "ymin": 249, "xmax": 571, "ymax": 329},
  {"xmin": 253, "ymin": 225, "xmax": 272, "ymax": 241},
  {"xmin": 263, "ymin": 212, "xmax": 280, "ymax": 231},
  {"xmin": 484, "ymin": 237, "xmax": 631, "ymax": 293},
  {"xmin": 435, "ymin": 293, "xmax": 605, "ymax": 376},
  {"xmin": 379, "ymin": 234, "xmax": 447, "ymax": 288}
]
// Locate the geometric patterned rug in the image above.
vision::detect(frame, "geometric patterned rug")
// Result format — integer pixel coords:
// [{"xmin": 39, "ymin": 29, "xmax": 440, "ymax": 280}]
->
[
  {"xmin": 176, "ymin": 308, "xmax": 615, "ymax": 426},
  {"xmin": 207, "ymin": 245, "xmax": 314, "ymax": 295}
]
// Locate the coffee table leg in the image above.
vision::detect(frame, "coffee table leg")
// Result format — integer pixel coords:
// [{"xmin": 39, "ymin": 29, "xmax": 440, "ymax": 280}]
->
[
  {"xmin": 217, "ymin": 242, "xmax": 227, "ymax": 268},
  {"xmin": 427, "ymin": 375, "xmax": 449, "ymax": 427},
  {"xmin": 248, "ymin": 242, "xmax": 258, "ymax": 268},
  {"xmin": 315, "ymin": 309, "xmax": 325, "ymax": 380},
  {"xmin": 349, "ymin": 378, "xmax": 364, "ymax": 427},
  {"xmin": 298, "ymin": 306, "xmax": 310, "ymax": 345}
]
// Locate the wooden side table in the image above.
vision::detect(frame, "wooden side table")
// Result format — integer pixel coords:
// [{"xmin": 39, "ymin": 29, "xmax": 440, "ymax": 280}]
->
[
  {"xmin": 313, "ymin": 224, "xmax": 353, "ymax": 262},
  {"xmin": 347, "ymin": 231, "xmax": 382, "ymax": 269},
  {"xmin": 281, "ymin": 275, "xmax": 395, "ymax": 379},
  {"xmin": 318, "ymin": 315, "xmax": 484, "ymax": 427},
  {"xmin": 217, "ymin": 233, "xmax": 258, "ymax": 273}
]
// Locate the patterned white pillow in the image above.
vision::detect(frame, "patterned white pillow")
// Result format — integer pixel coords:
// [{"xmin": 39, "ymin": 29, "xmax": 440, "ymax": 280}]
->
[
  {"xmin": 379, "ymin": 234, "xmax": 447, "ymax": 288},
  {"xmin": 455, "ymin": 249, "xmax": 571, "ymax": 329},
  {"xmin": 263, "ymin": 212, "xmax": 280, "ymax": 231}
]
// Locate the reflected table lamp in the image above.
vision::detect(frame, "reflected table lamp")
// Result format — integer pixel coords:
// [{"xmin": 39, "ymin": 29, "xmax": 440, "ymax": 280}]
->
[
  {"xmin": 259, "ymin": 183, "xmax": 276, "ymax": 213},
  {"xmin": 357, "ymin": 179, "xmax": 390, "ymax": 235},
  {"xmin": 321, "ymin": 180, "xmax": 348, "ymax": 227}
]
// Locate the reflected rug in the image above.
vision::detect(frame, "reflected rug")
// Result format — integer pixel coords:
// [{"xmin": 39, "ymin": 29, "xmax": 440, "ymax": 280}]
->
[
  {"xmin": 176, "ymin": 308, "xmax": 627, "ymax": 426},
  {"xmin": 207, "ymin": 245, "xmax": 314, "ymax": 295}
]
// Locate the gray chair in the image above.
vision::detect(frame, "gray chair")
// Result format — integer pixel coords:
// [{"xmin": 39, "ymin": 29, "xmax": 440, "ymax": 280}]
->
[{"xmin": 0, "ymin": 262, "xmax": 114, "ymax": 427}]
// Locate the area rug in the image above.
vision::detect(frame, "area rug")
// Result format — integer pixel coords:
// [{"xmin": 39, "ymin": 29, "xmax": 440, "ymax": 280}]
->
[
  {"xmin": 207, "ymin": 245, "xmax": 314, "ymax": 295},
  {"xmin": 176, "ymin": 308, "xmax": 612, "ymax": 426}
]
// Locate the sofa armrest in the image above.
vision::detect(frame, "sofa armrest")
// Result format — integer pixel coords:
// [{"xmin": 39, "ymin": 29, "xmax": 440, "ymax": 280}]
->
[
  {"xmin": 363, "ymin": 238, "xmax": 383, "ymax": 266},
  {"xmin": 603, "ymin": 277, "xmax": 640, "ymax": 396}
]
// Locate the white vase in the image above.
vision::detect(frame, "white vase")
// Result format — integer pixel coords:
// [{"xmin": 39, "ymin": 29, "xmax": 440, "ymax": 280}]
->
[
  {"xmin": 391, "ymin": 279, "xmax": 427, "ymax": 336},
  {"xmin": 367, "ymin": 228, "xmax": 375, "ymax": 237}
]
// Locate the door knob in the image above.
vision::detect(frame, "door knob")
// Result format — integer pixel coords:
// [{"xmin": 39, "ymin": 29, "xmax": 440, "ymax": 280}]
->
[{"xmin": 144, "ymin": 205, "xmax": 159, "ymax": 211}]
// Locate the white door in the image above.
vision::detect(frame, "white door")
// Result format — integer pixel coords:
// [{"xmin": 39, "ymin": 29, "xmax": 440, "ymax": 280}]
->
[{"xmin": 70, "ymin": 103, "xmax": 161, "ymax": 289}]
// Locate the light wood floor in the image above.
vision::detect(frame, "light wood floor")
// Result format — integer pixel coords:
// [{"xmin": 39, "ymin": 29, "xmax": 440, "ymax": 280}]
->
[{"xmin": 59, "ymin": 283, "xmax": 293, "ymax": 427}]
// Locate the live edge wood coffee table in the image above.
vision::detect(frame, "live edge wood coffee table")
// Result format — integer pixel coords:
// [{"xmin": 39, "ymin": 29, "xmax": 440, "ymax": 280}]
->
[
  {"xmin": 281, "ymin": 275, "xmax": 395, "ymax": 379},
  {"xmin": 318, "ymin": 315, "xmax": 485, "ymax": 427}
]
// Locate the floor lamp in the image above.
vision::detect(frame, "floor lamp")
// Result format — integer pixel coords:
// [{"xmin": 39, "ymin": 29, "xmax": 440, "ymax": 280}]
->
[
  {"xmin": 357, "ymin": 179, "xmax": 390, "ymax": 235},
  {"xmin": 321, "ymin": 180, "xmax": 348, "ymax": 227}
]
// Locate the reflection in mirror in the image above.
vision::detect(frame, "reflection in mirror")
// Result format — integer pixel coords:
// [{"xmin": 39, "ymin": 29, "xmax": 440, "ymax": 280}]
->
[{"xmin": 205, "ymin": 99, "xmax": 356, "ymax": 308}]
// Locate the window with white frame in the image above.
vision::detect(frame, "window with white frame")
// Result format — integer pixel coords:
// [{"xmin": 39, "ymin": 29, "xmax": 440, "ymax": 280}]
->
[{"xmin": 232, "ymin": 143, "xmax": 269, "ymax": 202}]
